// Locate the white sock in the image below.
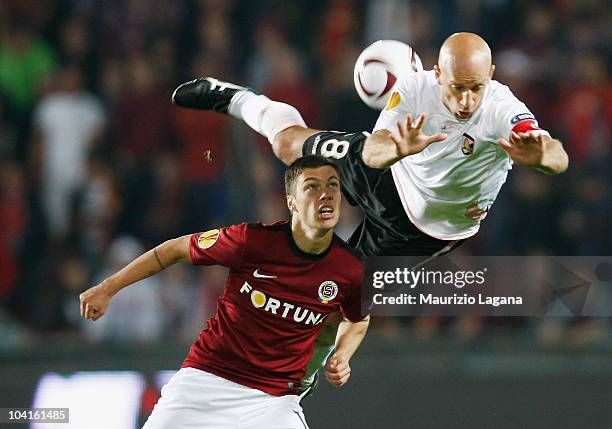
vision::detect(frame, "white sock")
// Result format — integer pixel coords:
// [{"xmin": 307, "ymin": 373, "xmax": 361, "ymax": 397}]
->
[{"xmin": 228, "ymin": 91, "xmax": 306, "ymax": 142}]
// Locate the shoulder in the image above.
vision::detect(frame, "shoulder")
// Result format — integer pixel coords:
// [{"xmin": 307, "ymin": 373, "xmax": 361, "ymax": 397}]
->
[
  {"xmin": 244, "ymin": 220, "xmax": 289, "ymax": 232},
  {"xmin": 240, "ymin": 220, "xmax": 290, "ymax": 242},
  {"xmin": 481, "ymin": 80, "xmax": 534, "ymax": 137},
  {"xmin": 382, "ymin": 70, "xmax": 436, "ymax": 115},
  {"xmin": 486, "ymin": 80, "xmax": 523, "ymax": 105},
  {"xmin": 483, "ymin": 80, "xmax": 529, "ymax": 120},
  {"xmin": 192, "ymin": 221, "xmax": 289, "ymax": 254},
  {"xmin": 397, "ymin": 70, "xmax": 436, "ymax": 93}
]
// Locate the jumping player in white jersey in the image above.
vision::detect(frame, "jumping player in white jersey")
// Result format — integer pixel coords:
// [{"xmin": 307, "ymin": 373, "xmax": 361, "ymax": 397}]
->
[
  {"xmin": 172, "ymin": 32, "xmax": 568, "ymax": 256},
  {"xmin": 79, "ymin": 155, "xmax": 370, "ymax": 429}
]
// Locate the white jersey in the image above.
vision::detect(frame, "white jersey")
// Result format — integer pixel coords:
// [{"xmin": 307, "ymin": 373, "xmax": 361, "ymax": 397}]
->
[{"xmin": 374, "ymin": 70, "xmax": 546, "ymax": 240}]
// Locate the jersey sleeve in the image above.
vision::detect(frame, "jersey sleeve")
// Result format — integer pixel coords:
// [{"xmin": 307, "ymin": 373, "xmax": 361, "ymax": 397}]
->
[
  {"xmin": 490, "ymin": 85, "xmax": 550, "ymax": 140},
  {"xmin": 339, "ymin": 260, "xmax": 368, "ymax": 322},
  {"xmin": 189, "ymin": 223, "xmax": 247, "ymax": 270},
  {"xmin": 373, "ymin": 74, "xmax": 418, "ymax": 134}
]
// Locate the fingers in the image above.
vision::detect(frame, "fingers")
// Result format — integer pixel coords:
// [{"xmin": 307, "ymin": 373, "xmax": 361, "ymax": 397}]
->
[
  {"xmin": 426, "ymin": 133, "xmax": 447, "ymax": 145},
  {"xmin": 389, "ymin": 131, "xmax": 402, "ymax": 149},
  {"xmin": 509, "ymin": 132, "xmax": 522, "ymax": 145},
  {"xmin": 517, "ymin": 131, "xmax": 544, "ymax": 144},
  {"xmin": 498, "ymin": 138, "xmax": 512, "ymax": 153},
  {"xmin": 395, "ymin": 120, "xmax": 405, "ymax": 139},
  {"xmin": 325, "ymin": 371, "xmax": 350, "ymax": 386},
  {"xmin": 325, "ymin": 366, "xmax": 350, "ymax": 379},
  {"xmin": 391, "ymin": 113, "xmax": 445, "ymax": 156},
  {"xmin": 325, "ymin": 356, "xmax": 351, "ymax": 386},
  {"xmin": 534, "ymin": 133, "xmax": 545, "ymax": 144},
  {"xmin": 400, "ymin": 113, "xmax": 423, "ymax": 131},
  {"xmin": 79, "ymin": 293, "xmax": 85, "ymax": 317},
  {"xmin": 465, "ymin": 204, "xmax": 489, "ymax": 221},
  {"xmin": 325, "ymin": 364, "xmax": 351, "ymax": 386},
  {"xmin": 86, "ymin": 305, "xmax": 102, "ymax": 321},
  {"xmin": 328, "ymin": 356, "xmax": 346, "ymax": 370},
  {"xmin": 413, "ymin": 113, "xmax": 425, "ymax": 130},
  {"xmin": 405, "ymin": 113, "xmax": 413, "ymax": 130},
  {"xmin": 511, "ymin": 131, "xmax": 542, "ymax": 145},
  {"xmin": 80, "ymin": 292, "xmax": 103, "ymax": 321}
]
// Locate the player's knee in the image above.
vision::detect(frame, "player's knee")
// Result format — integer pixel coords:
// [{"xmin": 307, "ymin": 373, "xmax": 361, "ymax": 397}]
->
[{"xmin": 271, "ymin": 127, "xmax": 306, "ymax": 165}]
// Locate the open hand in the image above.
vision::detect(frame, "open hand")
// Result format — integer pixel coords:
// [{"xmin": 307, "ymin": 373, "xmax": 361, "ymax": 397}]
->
[
  {"xmin": 498, "ymin": 131, "xmax": 547, "ymax": 166},
  {"xmin": 390, "ymin": 113, "xmax": 447, "ymax": 158}
]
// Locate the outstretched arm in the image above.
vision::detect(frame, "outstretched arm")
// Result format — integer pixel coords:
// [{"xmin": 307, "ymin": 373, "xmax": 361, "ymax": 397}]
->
[
  {"xmin": 324, "ymin": 315, "xmax": 370, "ymax": 387},
  {"xmin": 79, "ymin": 235, "xmax": 191, "ymax": 321},
  {"xmin": 362, "ymin": 114, "xmax": 447, "ymax": 169},
  {"xmin": 499, "ymin": 132, "xmax": 569, "ymax": 175}
]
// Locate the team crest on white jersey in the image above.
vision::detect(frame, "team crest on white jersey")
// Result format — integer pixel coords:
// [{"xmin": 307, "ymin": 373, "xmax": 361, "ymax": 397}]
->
[
  {"xmin": 461, "ymin": 133, "xmax": 475, "ymax": 155},
  {"xmin": 318, "ymin": 281, "xmax": 338, "ymax": 304}
]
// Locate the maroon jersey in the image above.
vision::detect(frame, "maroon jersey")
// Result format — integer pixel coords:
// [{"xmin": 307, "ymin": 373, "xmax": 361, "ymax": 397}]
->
[{"xmin": 182, "ymin": 221, "xmax": 364, "ymax": 396}]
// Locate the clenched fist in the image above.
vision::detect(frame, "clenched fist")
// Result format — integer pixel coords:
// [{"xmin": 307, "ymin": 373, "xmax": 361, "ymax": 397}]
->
[
  {"xmin": 79, "ymin": 283, "xmax": 113, "ymax": 321},
  {"xmin": 325, "ymin": 354, "xmax": 351, "ymax": 387}
]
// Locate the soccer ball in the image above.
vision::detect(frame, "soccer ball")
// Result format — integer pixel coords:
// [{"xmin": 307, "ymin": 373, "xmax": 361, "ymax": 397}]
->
[{"xmin": 354, "ymin": 40, "xmax": 423, "ymax": 110}]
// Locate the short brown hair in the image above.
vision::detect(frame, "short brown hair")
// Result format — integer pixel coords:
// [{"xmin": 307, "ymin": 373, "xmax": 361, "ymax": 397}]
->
[{"xmin": 284, "ymin": 155, "xmax": 340, "ymax": 196}]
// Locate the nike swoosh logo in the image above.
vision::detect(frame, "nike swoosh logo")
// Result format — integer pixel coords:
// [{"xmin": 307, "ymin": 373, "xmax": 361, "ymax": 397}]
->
[{"xmin": 253, "ymin": 269, "xmax": 277, "ymax": 279}]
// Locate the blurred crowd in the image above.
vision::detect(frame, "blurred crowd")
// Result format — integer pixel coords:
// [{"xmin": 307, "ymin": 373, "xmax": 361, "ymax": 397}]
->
[{"xmin": 0, "ymin": 0, "xmax": 610, "ymax": 351}]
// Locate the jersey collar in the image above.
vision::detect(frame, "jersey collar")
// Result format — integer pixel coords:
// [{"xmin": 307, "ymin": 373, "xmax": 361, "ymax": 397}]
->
[{"xmin": 286, "ymin": 223, "xmax": 333, "ymax": 260}]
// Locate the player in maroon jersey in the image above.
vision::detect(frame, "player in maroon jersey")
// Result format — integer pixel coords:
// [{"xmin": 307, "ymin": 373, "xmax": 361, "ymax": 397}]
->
[{"xmin": 79, "ymin": 155, "xmax": 369, "ymax": 428}]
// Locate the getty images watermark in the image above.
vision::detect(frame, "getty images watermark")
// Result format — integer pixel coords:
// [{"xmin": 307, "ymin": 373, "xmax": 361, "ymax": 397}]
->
[
  {"xmin": 361, "ymin": 256, "xmax": 612, "ymax": 316},
  {"xmin": 371, "ymin": 266, "xmax": 507, "ymax": 306}
]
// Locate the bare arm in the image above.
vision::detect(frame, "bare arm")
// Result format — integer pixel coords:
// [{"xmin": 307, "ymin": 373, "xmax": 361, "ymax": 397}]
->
[
  {"xmin": 499, "ymin": 132, "xmax": 569, "ymax": 175},
  {"xmin": 325, "ymin": 315, "xmax": 370, "ymax": 387},
  {"xmin": 79, "ymin": 235, "xmax": 191, "ymax": 320},
  {"xmin": 362, "ymin": 114, "xmax": 447, "ymax": 169}
]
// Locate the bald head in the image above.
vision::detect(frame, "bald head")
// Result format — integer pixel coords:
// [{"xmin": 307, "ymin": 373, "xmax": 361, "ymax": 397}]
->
[
  {"xmin": 438, "ymin": 32, "xmax": 492, "ymax": 73},
  {"xmin": 435, "ymin": 33, "xmax": 495, "ymax": 121}
]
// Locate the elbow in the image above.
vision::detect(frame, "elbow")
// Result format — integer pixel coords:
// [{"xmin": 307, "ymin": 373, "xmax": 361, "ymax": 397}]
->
[{"xmin": 164, "ymin": 235, "xmax": 192, "ymax": 264}]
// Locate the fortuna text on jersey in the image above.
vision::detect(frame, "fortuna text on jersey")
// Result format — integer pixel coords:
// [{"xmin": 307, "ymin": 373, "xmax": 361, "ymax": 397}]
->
[{"xmin": 240, "ymin": 282, "xmax": 326, "ymax": 326}]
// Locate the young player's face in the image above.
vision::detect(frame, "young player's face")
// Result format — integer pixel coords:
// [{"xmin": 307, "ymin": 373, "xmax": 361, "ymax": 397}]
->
[
  {"xmin": 435, "ymin": 63, "xmax": 494, "ymax": 121},
  {"xmin": 289, "ymin": 166, "xmax": 341, "ymax": 231}
]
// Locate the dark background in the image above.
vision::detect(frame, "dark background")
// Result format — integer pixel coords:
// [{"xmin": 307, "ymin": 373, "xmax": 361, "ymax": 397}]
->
[{"xmin": 0, "ymin": 0, "xmax": 610, "ymax": 427}]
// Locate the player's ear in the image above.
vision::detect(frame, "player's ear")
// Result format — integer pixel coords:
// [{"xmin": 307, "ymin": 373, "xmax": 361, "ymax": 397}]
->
[
  {"xmin": 434, "ymin": 65, "xmax": 442, "ymax": 84},
  {"xmin": 489, "ymin": 64, "xmax": 495, "ymax": 79},
  {"xmin": 286, "ymin": 195, "xmax": 296, "ymax": 213}
]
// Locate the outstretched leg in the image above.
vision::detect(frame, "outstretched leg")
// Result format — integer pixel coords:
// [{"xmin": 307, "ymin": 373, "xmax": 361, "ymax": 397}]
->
[{"xmin": 172, "ymin": 77, "xmax": 319, "ymax": 165}]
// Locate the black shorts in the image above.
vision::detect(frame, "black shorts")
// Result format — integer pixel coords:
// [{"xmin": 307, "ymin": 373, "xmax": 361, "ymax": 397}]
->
[{"xmin": 303, "ymin": 131, "xmax": 464, "ymax": 256}]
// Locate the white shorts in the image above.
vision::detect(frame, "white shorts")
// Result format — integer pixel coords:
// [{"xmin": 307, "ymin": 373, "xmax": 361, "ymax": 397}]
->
[{"xmin": 142, "ymin": 368, "xmax": 309, "ymax": 429}]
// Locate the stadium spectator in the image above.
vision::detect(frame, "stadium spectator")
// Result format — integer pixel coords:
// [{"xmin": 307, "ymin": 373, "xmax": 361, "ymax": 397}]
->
[{"xmin": 30, "ymin": 62, "xmax": 105, "ymax": 239}]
